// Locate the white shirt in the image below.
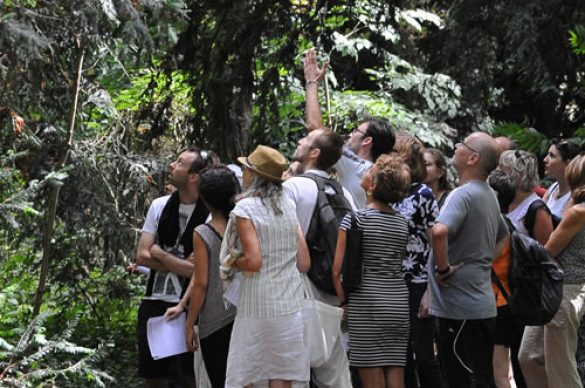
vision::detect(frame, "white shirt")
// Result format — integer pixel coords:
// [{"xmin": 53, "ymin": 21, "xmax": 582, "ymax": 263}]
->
[
  {"xmin": 334, "ymin": 146, "xmax": 373, "ymax": 209},
  {"xmin": 545, "ymin": 182, "xmax": 571, "ymax": 219},
  {"xmin": 142, "ymin": 195, "xmax": 196, "ymax": 302},
  {"xmin": 283, "ymin": 169, "xmax": 357, "ymax": 236}
]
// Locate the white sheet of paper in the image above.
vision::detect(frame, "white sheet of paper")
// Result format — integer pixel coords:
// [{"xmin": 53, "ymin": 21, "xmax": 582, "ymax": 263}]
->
[
  {"xmin": 223, "ymin": 272, "xmax": 241, "ymax": 308},
  {"xmin": 147, "ymin": 314, "xmax": 188, "ymax": 360}
]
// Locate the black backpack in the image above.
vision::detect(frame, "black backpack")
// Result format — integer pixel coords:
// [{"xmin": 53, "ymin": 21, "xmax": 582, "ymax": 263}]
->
[
  {"xmin": 492, "ymin": 205, "xmax": 564, "ymax": 326},
  {"xmin": 302, "ymin": 173, "xmax": 353, "ymax": 295}
]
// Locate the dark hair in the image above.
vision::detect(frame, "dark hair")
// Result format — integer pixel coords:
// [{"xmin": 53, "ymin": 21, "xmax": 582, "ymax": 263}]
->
[
  {"xmin": 180, "ymin": 146, "xmax": 216, "ymax": 174},
  {"xmin": 362, "ymin": 118, "xmax": 396, "ymax": 161},
  {"xmin": 394, "ymin": 133, "xmax": 427, "ymax": 182},
  {"xmin": 488, "ymin": 168, "xmax": 516, "ymax": 213},
  {"xmin": 372, "ymin": 154, "xmax": 411, "ymax": 204},
  {"xmin": 553, "ymin": 139, "xmax": 581, "ymax": 162},
  {"xmin": 425, "ymin": 148, "xmax": 451, "ymax": 191},
  {"xmin": 312, "ymin": 129, "xmax": 344, "ymax": 170},
  {"xmin": 199, "ymin": 165, "xmax": 241, "ymax": 218}
]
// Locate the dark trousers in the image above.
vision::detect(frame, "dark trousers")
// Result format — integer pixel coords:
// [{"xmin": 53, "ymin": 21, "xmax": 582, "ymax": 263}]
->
[
  {"xmin": 405, "ymin": 282, "xmax": 445, "ymax": 388},
  {"xmin": 199, "ymin": 321, "xmax": 233, "ymax": 388},
  {"xmin": 438, "ymin": 317, "xmax": 496, "ymax": 388}
]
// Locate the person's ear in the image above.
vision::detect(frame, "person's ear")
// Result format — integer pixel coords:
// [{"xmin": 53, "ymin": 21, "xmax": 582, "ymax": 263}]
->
[{"xmin": 310, "ymin": 147, "xmax": 321, "ymax": 160}]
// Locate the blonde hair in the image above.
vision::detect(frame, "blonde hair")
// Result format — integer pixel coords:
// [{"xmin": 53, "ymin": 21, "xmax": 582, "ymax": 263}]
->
[
  {"xmin": 499, "ymin": 150, "xmax": 539, "ymax": 192},
  {"xmin": 565, "ymin": 154, "xmax": 585, "ymax": 203}
]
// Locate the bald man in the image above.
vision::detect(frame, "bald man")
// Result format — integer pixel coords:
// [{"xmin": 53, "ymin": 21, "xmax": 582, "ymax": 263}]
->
[
  {"xmin": 495, "ymin": 136, "xmax": 516, "ymax": 153},
  {"xmin": 427, "ymin": 132, "xmax": 508, "ymax": 387}
]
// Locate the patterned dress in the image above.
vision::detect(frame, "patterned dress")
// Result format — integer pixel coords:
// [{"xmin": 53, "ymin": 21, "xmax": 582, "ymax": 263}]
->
[{"xmin": 340, "ymin": 208, "xmax": 410, "ymax": 367}]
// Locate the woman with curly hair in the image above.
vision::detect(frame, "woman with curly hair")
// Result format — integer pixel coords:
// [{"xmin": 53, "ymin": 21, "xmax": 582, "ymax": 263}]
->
[{"xmin": 332, "ymin": 154, "xmax": 412, "ymax": 388}]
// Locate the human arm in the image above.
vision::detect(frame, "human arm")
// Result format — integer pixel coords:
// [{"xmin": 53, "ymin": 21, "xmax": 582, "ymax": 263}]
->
[
  {"xmin": 431, "ymin": 222, "xmax": 462, "ymax": 286},
  {"xmin": 296, "ymin": 224, "xmax": 311, "ymax": 272},
  {"xmin": 532, "ymin": 207, "xmax": 554, "ymax": 245},
  {"xmin": 332, "ymin": 229, "xmax": 347, "ymax": 308},
  {"xmin": 545, "ymin": 205, "xmax": 585, "ymax": 258},
  {"xmin": 165, "ymin": 277, "xmax": 193, "ymax": 320},
  {"xmin": 135, "ymin": 232, "xmax": 170, "ymax": 272},
  {"xmin": 150, "ymin": 244, "xmax": 194, "ymax": 278},
  {"xmin": 232, "ymin": 216, "xmax": 262, "ymax": 272},
  {"xmin": 185, "ymin": 231, "xmax": 210, "ymax": 352},
  {"xmin": 303, "ymin": 48, "xmax": 328, "ymax": 131}
]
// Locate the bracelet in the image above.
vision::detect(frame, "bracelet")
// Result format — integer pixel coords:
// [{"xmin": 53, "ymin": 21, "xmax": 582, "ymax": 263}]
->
[
  {"xmin": 435, "ymin": 265, "xmax": 450, "ymax": 275},
  {"xmin": 306, "ymin": 79, "xmax": 318, "ymax": 87}
]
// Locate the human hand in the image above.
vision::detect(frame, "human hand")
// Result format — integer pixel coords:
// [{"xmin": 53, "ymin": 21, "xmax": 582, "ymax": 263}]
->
[
  {"xmin": 186, "ymin": 324, "xmax": 199, "ymax": 352},
  {"xmin": 303, "ymin": 48, "xmax": 329, "ymax": 84},
  {"xmin": 164, "ymin": 304, "xmax": 184, "ymax": 320},
  {"xmin": 435, "ymin": 263, "xmax": 464, "ymax": 287},
  {"xmin": 126, "ymin": 263, "xmax": 150, "ymax": 275},
  {"xmin": 417, "ymin": 289, "xmax": 430, "ymax": 319}
]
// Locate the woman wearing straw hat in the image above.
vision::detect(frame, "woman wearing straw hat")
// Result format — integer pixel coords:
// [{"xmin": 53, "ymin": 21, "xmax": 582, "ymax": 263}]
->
[{"xmin": 224, "ymin": 145, "xmax": 311, "ymax": 388}]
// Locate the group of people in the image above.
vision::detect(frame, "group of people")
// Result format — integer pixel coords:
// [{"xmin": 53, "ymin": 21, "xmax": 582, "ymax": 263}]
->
[{"xmin": 126, "ymin": 49, "xmax": 585, "ymax": 388}]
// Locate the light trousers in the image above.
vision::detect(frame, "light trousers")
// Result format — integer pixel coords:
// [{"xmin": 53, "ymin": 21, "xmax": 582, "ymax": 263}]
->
[{"xmin": 518, "ymin": 283, "xmax": 585, "ymax": 388}]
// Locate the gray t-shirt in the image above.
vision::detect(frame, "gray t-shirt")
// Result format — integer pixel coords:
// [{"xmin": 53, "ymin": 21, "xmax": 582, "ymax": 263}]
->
[{"xmin": 428, "ymin": 180, "xmax": 508, "ymax": 320}]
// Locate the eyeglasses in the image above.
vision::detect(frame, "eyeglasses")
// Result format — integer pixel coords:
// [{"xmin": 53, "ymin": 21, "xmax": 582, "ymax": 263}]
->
[
  {"xmin": 352, "ymin": 127, "xmax": 367, "ymax": 136},
  {"xmin": 457, "ymin": 141, "xmax": 478, "ymax": 154}
]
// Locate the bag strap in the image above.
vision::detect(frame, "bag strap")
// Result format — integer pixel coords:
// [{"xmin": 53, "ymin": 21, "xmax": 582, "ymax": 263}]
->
[
  {"xmin": 491, "ymin": 268, "xmax": 510, "ymax": 302},
  {"xmin": 301, "ymin": 172, "xmax": 345, "ymax": 195},
  {"xmin": 523, "ymin": 199, "xmax": 550, "ymax": 238}
]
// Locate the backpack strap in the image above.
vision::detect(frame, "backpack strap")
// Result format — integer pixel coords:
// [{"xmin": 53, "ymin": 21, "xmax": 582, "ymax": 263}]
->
[
  {"xmin": 300, "ymin": 172, "xmax": 345, "ymax": 195},
  {"xmin": 523, "ymin": 199, "xmax": 551, "ymax": 238},
  {"xmin": 491, "ymin": 268, "xmax": 510, "ymax": 302}
]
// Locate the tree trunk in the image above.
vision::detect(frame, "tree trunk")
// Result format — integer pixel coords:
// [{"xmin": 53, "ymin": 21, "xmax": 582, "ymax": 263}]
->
[{"xmin": 33, "ymin": 45, "xmax": 84, "ymax": 316}]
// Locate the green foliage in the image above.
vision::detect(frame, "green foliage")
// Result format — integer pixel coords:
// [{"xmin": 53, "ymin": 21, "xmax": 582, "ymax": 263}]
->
[
  {"xmin": 0, "ymin": 313, "xmax": 114, "ymax": 387},
  {"xmin": 569, "ymin": 25, "xmax": 585, "ymax": 55},
  {"xmin": 494, "ymin": 121, "xmax": 550, "ymax": 155}
]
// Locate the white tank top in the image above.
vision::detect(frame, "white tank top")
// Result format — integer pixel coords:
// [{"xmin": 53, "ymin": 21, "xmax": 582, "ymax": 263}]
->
[{"xmin": 545, "ymin": 182, "xmax": 570, "ymax": 219}]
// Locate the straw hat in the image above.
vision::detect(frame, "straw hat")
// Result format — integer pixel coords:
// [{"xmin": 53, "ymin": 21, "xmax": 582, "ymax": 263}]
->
[{"xmin": 237, "ymin": 145, "xmax": 289, "ymax": 183}]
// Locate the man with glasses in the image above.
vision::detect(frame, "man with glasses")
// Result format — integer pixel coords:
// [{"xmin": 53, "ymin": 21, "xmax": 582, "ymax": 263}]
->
[
  {"xmin": 128, "ymin": 146, "xmax": 212, "ymax": 388},
  {"xmin": 303, "ymin": 49, "xmax": 395, "ymax": 208},
  {"xmin": 426, "ymin": 132, "xmax": 508, "ymax": 387}
]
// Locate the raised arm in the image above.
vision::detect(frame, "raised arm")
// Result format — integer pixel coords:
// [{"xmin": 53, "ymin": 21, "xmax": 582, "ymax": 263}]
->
[{"xmin": 303, "ymin": 48, "xmax": 328, "ymax": 131}]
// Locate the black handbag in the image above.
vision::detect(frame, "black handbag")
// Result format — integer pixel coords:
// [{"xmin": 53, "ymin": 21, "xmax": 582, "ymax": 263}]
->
[{"xmin": 342, "ymin": 212, "xmax": 363, "ymax": 296}]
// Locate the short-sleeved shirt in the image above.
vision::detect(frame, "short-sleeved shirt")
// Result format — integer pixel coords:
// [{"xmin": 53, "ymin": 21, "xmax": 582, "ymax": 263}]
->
[
  {"xmin": 232, "ymin": 195, "xmax": 304, "ymax": 319},
  {"xmin": 283, "ymin": 169, "xmax": 357, "ymax": 235},
  {"xmin": 334, "ymin": 146, "xmax": 373, "ymax": 209},
  {"xmin": 393, "ymin": 183, "xmax": 439, "ymax": 283},
  {"xmin": 142, "ymin": 195, "xmax": 196, "ymax": 303},
  {"xmin": 506, "ymin": 192, "xmax": 541, "ymax": 236},
  {"xmin": 428, "ymin": 180, "xmax": 508, "ymax": 320}
]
